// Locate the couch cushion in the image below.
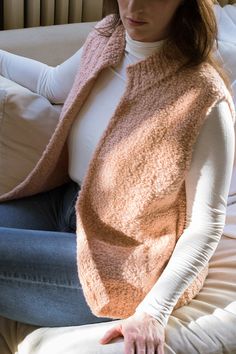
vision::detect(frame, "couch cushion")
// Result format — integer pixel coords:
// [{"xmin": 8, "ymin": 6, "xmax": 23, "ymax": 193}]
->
[
  {"xmin": 0, "ymin": 76, "xmax": 61, "ymax": 196},
  {"xmin": 215, "ymin": 4, "xmax": 236, "ymax": 103},
  {"xmin": 0, "ymin": 22, "xmax": 95, "ymax": 66}
]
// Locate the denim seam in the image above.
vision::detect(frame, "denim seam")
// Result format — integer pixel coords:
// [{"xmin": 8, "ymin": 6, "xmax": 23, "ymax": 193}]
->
[{"xmin": 0, "ymin": 275, "xmax": 82, "ymax": 289}]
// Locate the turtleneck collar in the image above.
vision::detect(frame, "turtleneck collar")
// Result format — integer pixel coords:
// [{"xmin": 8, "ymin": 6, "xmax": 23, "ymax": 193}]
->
[
  {"xmin": 94, "ymin": 17, "xmax": 186, "ymax": 90},
  {"xmin": 125, "ymin": 31, "xmax": 166, "ymax": 60}
]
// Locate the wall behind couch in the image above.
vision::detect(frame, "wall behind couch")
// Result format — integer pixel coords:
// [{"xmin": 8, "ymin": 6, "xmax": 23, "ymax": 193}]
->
[
  {"xmin": 0, "ymin": 0, "xmax": 235, "ymax": 31},
  {"xmin": 0, "ymin": 0, "xmax": 104, "ymax": 30}
]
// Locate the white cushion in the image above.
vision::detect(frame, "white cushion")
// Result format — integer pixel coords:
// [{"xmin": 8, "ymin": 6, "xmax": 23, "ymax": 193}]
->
[
  {"xmin": 217, "ymin": 40, "xmax": 236, "ymax": 104},
  {"xmin": 215, "ymin": 4, "xmax": 236, "ymax": 104},
  {"xmin": 215, "ymin": 4, "xmax": 236, "ymax": 44},
  {"xmin": 0, "ymin": 234, "xmax": 236, "ymax": 354},
  {"xmin": 0, "ymin": 76, "xmax": 61, "ymax": 196}
]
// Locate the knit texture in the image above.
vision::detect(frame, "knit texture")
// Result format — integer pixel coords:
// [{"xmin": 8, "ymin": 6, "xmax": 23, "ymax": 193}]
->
[
  {"xmin": 0, "ymin": 15, "xmax": 235, "ymax": 320},
  {"xmin": 74, "ymin": 16, "xmax": 235, "ymax": 318}
]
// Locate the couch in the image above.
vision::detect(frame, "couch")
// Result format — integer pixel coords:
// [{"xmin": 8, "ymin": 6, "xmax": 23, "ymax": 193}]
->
[{"xmin": 0, "ymin": 4, "xmax": 236, "ymax": 354}]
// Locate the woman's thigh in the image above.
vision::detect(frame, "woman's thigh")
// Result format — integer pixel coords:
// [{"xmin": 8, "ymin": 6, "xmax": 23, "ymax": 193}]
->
[
  {"xmin": 0, "ymin": 181, "xmax": 79, "ymax": 232},
  {"xmin": 0, "ymin": 226, "xmax": 113, "ymax": 327},
  {"xmin": 0, "ymin": 181, "xmax": 114, "ymax": 326}
]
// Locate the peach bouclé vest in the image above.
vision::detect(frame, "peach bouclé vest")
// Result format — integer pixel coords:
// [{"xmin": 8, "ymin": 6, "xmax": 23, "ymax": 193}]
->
[
  {"xmin": 74, "ymin": 17, "xmax": 235, "ymax": 318},
  {"xmin": 0, "ymin": 16, "xmax": 234, "ymax": 319}
]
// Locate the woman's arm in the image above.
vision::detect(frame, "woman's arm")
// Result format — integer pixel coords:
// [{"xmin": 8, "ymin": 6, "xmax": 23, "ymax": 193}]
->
[
  {"xmin": 135, "ymin": 99, "xmax": 235, "ymax": 327},
  {"xmin": 0, "ymin": 47, "xmax": 83, "ymax": 103}
]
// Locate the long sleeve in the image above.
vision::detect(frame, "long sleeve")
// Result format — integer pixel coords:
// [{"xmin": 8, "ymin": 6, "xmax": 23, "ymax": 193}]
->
[
  {"xmin": 0, "ymin": 47, "xmax": 83, "ymax": 104},
  {"xmin": 135, "ymin": 99, "xmax": 235, "ymax": 327}
]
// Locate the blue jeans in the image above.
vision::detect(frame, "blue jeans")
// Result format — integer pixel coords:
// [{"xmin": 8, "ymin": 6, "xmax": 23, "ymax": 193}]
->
[{"xmin": 0, "ymin": 181, "xmax": 114, "ymax": 327}]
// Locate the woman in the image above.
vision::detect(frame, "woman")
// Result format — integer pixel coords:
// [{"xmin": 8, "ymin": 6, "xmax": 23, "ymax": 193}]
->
[{"xmin": 0, "ymin": 1, "xmax": 235, "ymax": 354}]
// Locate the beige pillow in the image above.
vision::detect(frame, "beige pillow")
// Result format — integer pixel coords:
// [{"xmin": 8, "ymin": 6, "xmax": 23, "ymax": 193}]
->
[{"xmin": 0, "ymin": 75, "xmax": 62, "ymax": 195}]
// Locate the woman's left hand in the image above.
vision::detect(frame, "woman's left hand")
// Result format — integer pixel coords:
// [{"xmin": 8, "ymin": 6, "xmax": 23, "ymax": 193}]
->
[{"xmin": 99, "ymin": 312, "xmax": 165, "ymax": 354}]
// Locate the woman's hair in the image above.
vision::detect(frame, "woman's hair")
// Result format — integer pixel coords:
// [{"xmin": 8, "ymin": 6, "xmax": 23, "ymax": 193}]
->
[{"xmin": 100, "ymin": 0, "xmax": 230, "ymax": 88}]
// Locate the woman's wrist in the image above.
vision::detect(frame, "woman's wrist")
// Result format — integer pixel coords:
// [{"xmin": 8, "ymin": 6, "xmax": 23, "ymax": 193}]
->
[{"xmin": 134, "ymin": 308, "xmax": 167, "ymax": 327}]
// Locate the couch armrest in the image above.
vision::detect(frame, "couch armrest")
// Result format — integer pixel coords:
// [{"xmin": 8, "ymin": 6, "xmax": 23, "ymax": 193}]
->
[{"xmin": 0, "ymin": 22, "xmax": 96, "ymax": 66}]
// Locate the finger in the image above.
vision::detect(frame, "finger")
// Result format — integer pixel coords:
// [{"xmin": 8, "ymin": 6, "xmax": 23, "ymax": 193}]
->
[
  {"xmin": 124, "ymin": 337, "xmax": 136, "ymax": 354},
  {"xmin": 146, "ymin": 342, "xmax": 155, "ymax": 354},
  {"xmin": 157, "ymin": 343, "xmax": 165, "ymax": 354},
  {"xmin": 136, "ymin": 338, "xmax": 146, "ymax": 354},
  {"xmin": 99, "ymin": 326, "xmax": 122, "ymax": 344}
]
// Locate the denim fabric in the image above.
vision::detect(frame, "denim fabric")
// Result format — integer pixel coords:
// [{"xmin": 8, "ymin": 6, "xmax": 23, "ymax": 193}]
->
[{"xmin": 0, "ymin": 181, "xmax": 114, "ymax": 327}]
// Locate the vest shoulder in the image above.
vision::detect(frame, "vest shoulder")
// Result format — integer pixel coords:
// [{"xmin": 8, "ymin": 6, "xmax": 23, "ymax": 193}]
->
[
  {"xmin": 187, "ymin": 62, "xmax": 228, "ymax": 94},
  {"xmin": 185, "ymin": 62, "xmax": 235, "ymax": 121},
  {"xmin": 94, "ymin": 14, "xmax": 118, "ymax": 30},
  {"xmin": 80, "ymin": 15, "xmax": 118, "ymax": 56},
  {"xmin": 87, "ymin": 15, "xmax": 118, "ymax": 39}
]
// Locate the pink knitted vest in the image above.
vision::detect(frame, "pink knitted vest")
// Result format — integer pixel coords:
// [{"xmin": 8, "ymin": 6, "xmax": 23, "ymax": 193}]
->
[
  {"xmin": 74, "ymin": 17, "xmax": 235, "ymax": 318},
  {"xmin": 0, "ymin": 16, "xmax": 234, "ymax": 319}
]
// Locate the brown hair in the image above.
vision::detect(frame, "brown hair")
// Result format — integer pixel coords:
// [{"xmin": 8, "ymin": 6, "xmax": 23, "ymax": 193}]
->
[{"xmin": 100, "ymin": 0, "xmax": 231, "ymax": 89}]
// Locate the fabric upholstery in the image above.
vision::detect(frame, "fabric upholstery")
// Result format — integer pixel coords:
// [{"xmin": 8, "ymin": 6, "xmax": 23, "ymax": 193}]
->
[
  {"xmin": 0, "ymin": 76, "xmax": 61, "ymax": 195},
  {"xmin": 0, "ymin": 22, "xmax": 95, "ymax": 66}
]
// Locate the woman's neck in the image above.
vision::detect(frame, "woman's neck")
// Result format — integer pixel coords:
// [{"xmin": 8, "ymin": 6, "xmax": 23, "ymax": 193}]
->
[{"xmin": 125, "ymin": 31, "xmax": 166, "ymax": 59}]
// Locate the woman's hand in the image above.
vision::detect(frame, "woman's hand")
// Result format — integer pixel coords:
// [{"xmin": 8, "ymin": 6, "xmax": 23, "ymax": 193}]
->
[{"xmin": 99, "ymin": 312, "xmax": 165, "ymax": 354}]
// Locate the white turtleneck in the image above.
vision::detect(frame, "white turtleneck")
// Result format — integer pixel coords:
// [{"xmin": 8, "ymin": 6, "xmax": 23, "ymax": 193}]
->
[{"xmin": 0, "ymin": 31, "xmax": 234, "ymax": 328}]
